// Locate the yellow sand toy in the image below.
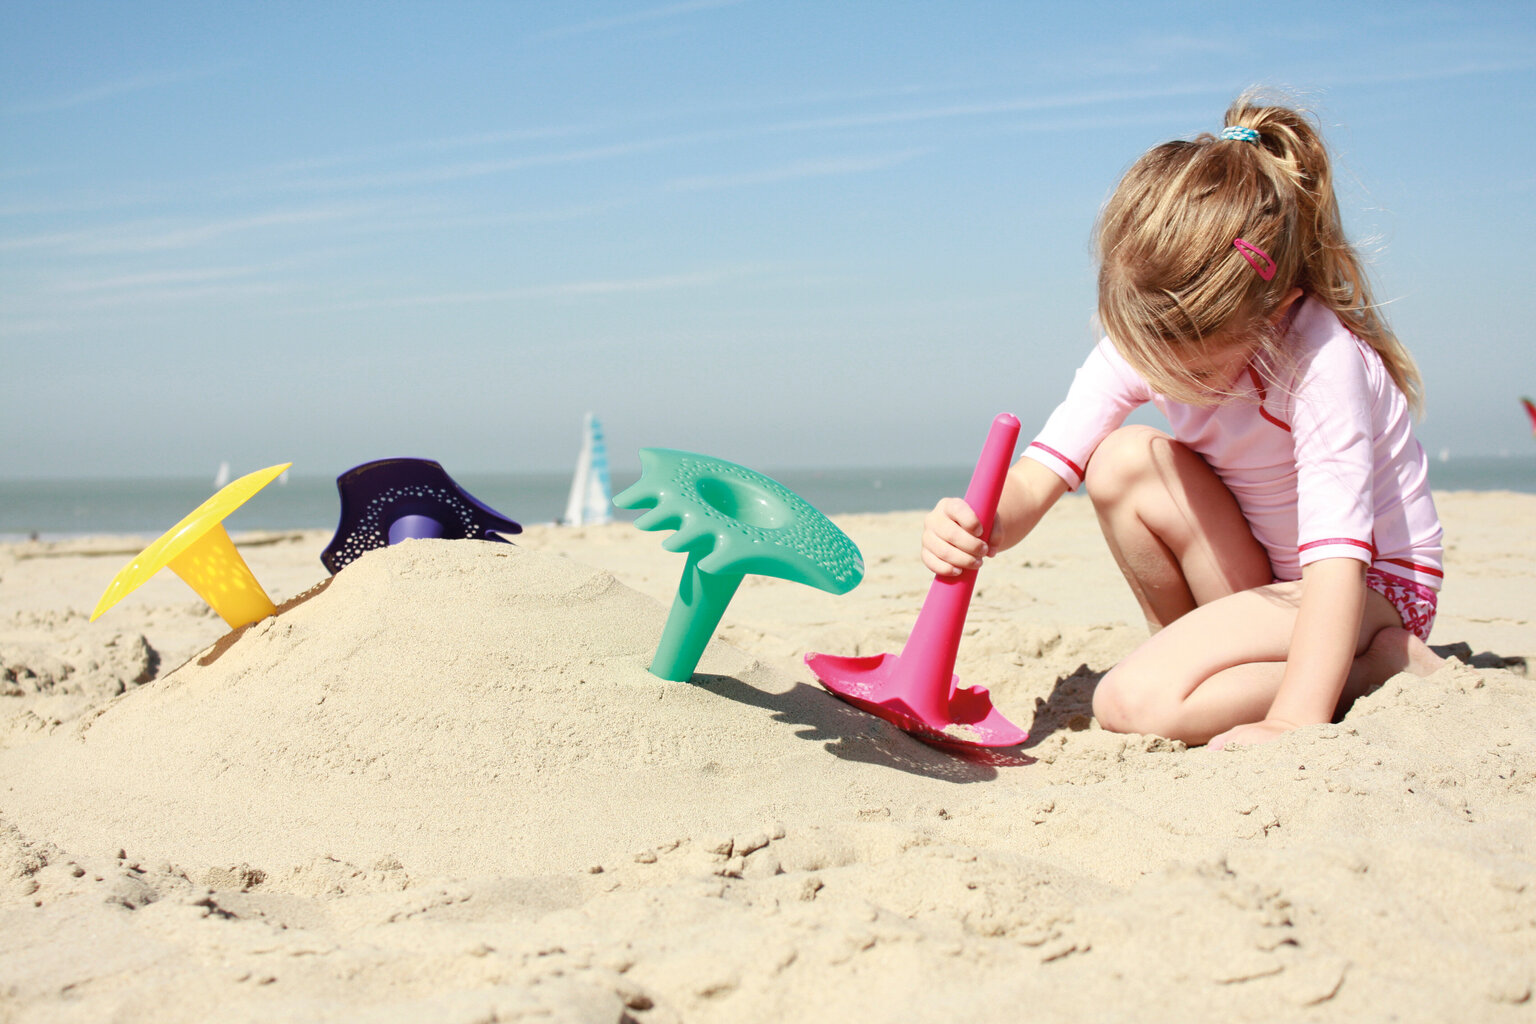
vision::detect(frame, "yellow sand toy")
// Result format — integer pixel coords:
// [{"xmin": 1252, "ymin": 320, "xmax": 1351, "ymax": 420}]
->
[{"xmin": 90, "ymin": 463, "xmax": 291, "ymax": 629}]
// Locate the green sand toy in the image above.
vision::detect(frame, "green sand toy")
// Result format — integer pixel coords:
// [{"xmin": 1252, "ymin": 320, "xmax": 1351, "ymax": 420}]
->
[{"xmin": 614, "ymin": 449, "xmax": 864, "ymax": 681}]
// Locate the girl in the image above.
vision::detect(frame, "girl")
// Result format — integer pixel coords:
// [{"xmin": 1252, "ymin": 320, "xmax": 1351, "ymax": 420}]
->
[{"xmin": 922, "ymin": 94, "xmax": 1445, "ymax": 750}]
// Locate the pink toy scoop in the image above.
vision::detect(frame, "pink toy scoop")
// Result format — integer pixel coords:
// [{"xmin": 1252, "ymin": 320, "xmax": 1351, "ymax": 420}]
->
[{"xmin": 805, "ymin": 413, "xmax": 1028, "ymax": 748}]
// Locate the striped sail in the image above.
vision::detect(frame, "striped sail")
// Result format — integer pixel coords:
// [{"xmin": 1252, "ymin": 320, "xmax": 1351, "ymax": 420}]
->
[{"xmin": 563, "ymin": 413, "xmax": 613, "ymax": 526}]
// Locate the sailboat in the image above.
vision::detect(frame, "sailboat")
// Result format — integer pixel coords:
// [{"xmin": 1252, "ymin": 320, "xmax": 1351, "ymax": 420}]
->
[
  {"xmin": 563, "ymin": 413, "xmax": 613, "ymax": 526},
  {"xmin": 1522, "ymin": 396, "xmax": 1536, "ymax": 436},
  {"xmin": 213, "ymin": 460, "xmax": 231, "ymax": 489}
]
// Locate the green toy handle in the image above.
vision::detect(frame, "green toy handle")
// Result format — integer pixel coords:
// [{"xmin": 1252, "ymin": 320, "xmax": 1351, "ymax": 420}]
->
[{"xmin": 650, "ymin": 551, "xmax": 743, "ymax": 681}]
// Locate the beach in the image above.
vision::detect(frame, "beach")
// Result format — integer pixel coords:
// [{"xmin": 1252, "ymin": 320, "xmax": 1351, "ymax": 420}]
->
[{"xmin": 1, "ymin": 490, "xmax": 1532, "ymax": 1022}]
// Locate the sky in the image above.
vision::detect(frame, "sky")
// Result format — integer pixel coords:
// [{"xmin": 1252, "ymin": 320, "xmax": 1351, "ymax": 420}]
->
[{"xmin": 3, "ymin": 1, "xmax": 1534, "ymax": 481}]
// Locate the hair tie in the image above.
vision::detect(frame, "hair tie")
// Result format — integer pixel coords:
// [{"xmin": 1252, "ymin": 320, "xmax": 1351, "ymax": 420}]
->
[
  {"xmin": 1233, "ymin": 238, "xmax": 1276, "ymax": 280},
  {"xmin": 1219, "ymin": 125, "xmax": 1260, "ymax": 143}
]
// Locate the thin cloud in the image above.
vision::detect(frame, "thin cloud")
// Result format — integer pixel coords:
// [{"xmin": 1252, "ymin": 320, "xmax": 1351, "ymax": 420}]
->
[
  {"xmin": 1313, "ymin": 57, "xmax": 1536, "ymax": 91},
  {"xmin": 244, "ymin": 124, "xmax": 597, "ymax": 180},
  {"xmin": 367, "ymin": 201, "xmax": 629, "ymax": 233},
  {"xmin": 625, "ymin": 81, "xmax": 958, "ymax": 130},
  {"xmin": 0, "ymin": 164, "xmax": 47, "ymax": 184},
  {"xmin": 0, "ymin": 204, "xmax": 377, "ymax": 255},
  {"xmin": 0, "ymin": 317, "xmax": 71, "ymax": 338},
  {"xmin": 3, "ymin": 65, "xmax": 231, "ymax": 116},
  {"xmin": 73, "ymin": 280, "xmax": 288, "ymax": 310},
  {"xmin": 307, "ymin": 268, "xmax": 746, "ymax": 314},
  {"xmin": 539, "ymin": 270, "xmax": 734, "ymax": 296},
  {"xmin": 668, "ymin": 150, "xmax": 928, "ymax": 192},
  {"xmin": 281, "ymin": 136, "xmax": 694, "ymax": 192},
  {"xmin": 536, "ymin": 0, "xmax": 747, "ymax": 40},
  {"xmin": 52, "ymin": 266, "xmax": 262, "ymax": 295},
  {"xmin": 0, "ymin": 277, "xmax": 289, "ymax": 333},
  {"xmin": 765, "ymin": 82, "xmax": 1228, "ymax": 134}
]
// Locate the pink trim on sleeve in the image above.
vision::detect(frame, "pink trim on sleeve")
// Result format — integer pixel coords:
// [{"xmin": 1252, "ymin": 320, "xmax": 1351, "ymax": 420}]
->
[
  {"xmin": 1299, "ymin": 537, "xmax": 1376, "ymax": 556},
  {"xmin": 1025, "ymin": 441, "xmax": 1086, "ymax": 485},
  {"xmin": 1297, "ymin": 536, "xmax": 1377, "ymax": 568}
]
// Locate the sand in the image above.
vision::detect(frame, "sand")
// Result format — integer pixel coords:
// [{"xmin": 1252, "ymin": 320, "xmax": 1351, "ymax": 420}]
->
[{"xmin": 0, "ymin": 491, "xmax": 1532, "ymax": 1022}]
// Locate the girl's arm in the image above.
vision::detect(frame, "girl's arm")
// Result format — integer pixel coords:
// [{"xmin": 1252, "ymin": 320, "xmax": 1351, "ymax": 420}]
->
[
  {"xmin": 1210, "ymin": 556, "xmax": 1367, "ymax": 749},
  {"xmin": 926, "ymin": 336, "xmax": 1145, "ymax": 577},
  {"xmin": 922, "ymin": 457, "xmax": 1070, "ymax": 577}
]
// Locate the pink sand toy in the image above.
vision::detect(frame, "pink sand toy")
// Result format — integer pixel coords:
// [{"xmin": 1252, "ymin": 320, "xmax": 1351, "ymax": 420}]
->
[{"xmin": 805, "ymin": 413, "xmax": 1029, "ymax": 748}]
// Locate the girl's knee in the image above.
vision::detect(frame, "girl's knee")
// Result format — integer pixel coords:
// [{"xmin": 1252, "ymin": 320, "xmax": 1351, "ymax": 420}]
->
[
  {"xmin": 1090, "ymin": 675, "xmax": 1130, "ymax": 733},
  {"xmin": 1084, "ymin": 425, "xmax": 1174, "ymax": 502},
  {"xmin": 1092, "ymin": 667, "xmax": 1168, "ymax": 736}
]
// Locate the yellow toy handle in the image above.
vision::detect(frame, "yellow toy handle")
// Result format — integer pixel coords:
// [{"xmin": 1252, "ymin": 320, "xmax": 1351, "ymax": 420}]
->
[{"xmin": 166, "ymin": 523, "xmax": 277, "ymax": 628}]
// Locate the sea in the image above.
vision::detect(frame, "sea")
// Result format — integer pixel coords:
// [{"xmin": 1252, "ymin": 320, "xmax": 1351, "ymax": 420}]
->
[{"xmin": 2, "ymin": 457, "xmax": 1534, "ymax": 542}]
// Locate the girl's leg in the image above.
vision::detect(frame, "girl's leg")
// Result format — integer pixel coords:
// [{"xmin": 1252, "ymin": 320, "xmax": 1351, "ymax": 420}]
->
[
  {"xmin": 1082, "ymin": 426, "xmax": 1438, "ymax": 744},
  {"xmin": 1092, "ymin": 583, "xmax": 1412, "ymax": 744},
  {"xmin": 1083, "ymin": 425, "xmax": 1272, "ymax": 630}
]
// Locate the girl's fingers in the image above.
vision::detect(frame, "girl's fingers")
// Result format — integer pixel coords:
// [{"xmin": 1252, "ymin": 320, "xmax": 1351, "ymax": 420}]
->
[
  {"xmin": 922, "ymin": 498, "xmax": 988, "ymax": 575},
  {"xmin": 936, "ymin": 496, "xmax": 982, "ymax": 534},
  {"xmin": 922, "ymin": 540, "xmax": 981, "ymax": 576}
]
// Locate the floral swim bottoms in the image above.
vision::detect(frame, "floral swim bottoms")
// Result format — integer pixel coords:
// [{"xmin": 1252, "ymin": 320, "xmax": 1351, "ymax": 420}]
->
[{"xmin": 1366, "ymin": 568, "xmax": 1438, "ymax": 642}]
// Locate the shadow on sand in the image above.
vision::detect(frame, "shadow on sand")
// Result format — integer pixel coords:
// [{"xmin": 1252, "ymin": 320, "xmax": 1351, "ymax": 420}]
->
[{"xmin": 688, "ymin": 673, "xmax": 1035, "ymax": 783}]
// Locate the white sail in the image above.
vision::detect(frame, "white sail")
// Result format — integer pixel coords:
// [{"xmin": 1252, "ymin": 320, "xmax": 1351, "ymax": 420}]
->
[
  {"xmin": 563, "ymin": 413, "xmax": 613, "ymax": 526},
  {"xmin": 213, "ymin": 461, "xmax": 231, "ymax": 489},
  {"xmin": 564, "ymin": 429, "xmax": 591, "ymax": 525}
]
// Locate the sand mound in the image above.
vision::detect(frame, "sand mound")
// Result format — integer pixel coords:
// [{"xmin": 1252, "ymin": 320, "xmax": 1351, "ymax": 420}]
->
[{"xmin": 0, "ymin": 541, "xmax": 988, "ymax": 883}]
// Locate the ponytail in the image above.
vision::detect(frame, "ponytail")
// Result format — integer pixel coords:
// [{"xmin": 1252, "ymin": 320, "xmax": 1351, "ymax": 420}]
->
[
  {"xmin": 1097, "ymin": 91, "xmax": 1424, "ymax": 415},
  {"xmin": 1225, "ymin": 93, "xmax": 1424, "ymax": 414}
]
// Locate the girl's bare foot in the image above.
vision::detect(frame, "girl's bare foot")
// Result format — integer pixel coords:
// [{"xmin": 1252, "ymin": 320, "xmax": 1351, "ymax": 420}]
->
[
  {"xmin": 1339, "ymin": 627, "xmax": 1445, "ymax": 713},
  {"xmin": 1365, "ymin": 627, "xmax": 1446, "ymax": 678}
]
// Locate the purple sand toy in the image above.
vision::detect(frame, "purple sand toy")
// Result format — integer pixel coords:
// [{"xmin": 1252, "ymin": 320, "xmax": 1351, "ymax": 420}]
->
[
  {"xmin": 805, "ymin": 413, "xmax": 1028, "ymax": 748},
  {"xmin": 321, "ymin": 458, "xmax": 522, "ymax": 574}
]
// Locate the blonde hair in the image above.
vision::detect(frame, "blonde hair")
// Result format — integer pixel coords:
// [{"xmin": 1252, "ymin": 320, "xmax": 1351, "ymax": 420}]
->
[{"xmin": 1096, "ymin": 91, "xmax": 1423, "ymax": 414}]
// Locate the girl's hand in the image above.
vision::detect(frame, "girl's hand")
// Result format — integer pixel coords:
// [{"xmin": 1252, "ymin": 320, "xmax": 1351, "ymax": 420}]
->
[
  {"xmin": 1209, "ymin": 718, "xmax": 1300, "ymax": 750},
  {"xmin": 921, "ymin": 497, "xmax": 991, "ymax": 577}
]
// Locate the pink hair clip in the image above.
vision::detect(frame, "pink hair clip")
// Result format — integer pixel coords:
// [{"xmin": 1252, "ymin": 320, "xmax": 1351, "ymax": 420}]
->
[{"xmin": 1233, "ymin": 238, "xmax": 1276, "ymax": 281}]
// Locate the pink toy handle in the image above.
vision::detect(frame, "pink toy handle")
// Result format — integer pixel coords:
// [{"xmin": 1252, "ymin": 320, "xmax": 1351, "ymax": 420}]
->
[
  {"xmin": 895, "ymin": 413, "xmax": 1021, "ymax": 703},
  {"xmin": 962, "ymin": 413, "xmax": 1021, "ymax": 542}
]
